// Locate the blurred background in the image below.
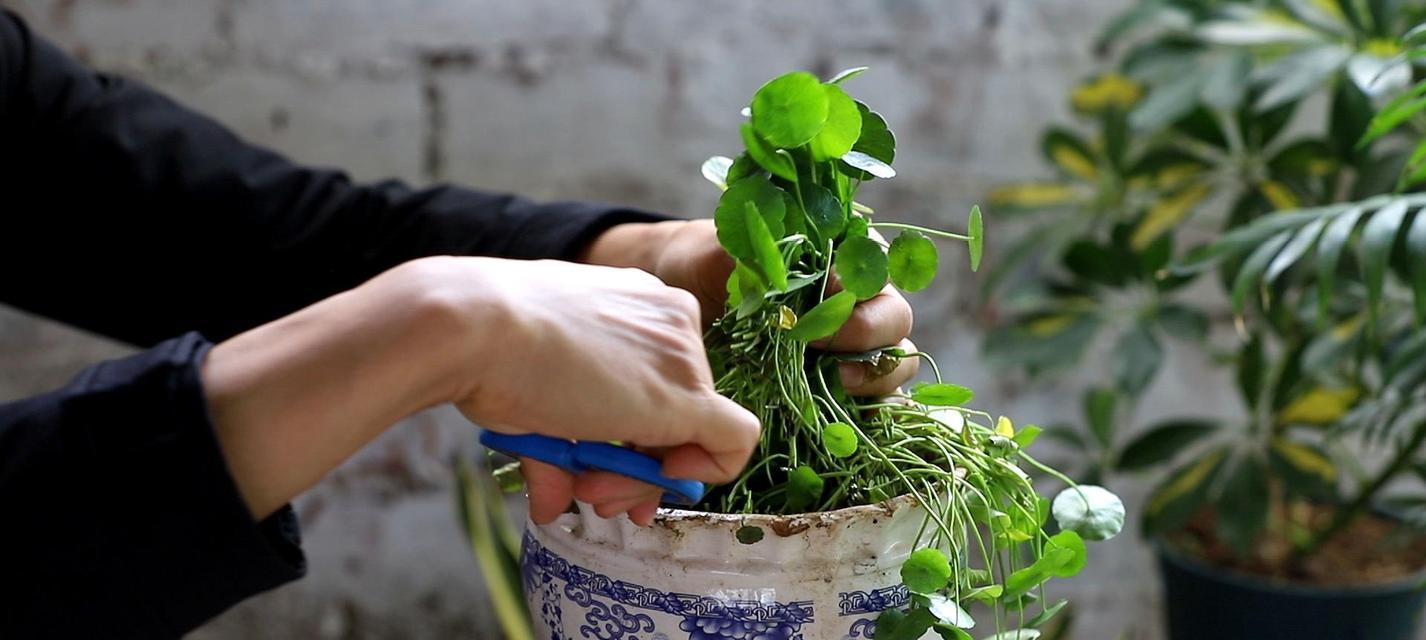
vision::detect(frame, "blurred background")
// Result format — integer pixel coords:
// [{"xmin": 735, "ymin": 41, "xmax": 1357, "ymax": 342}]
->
[{"xmin": 0, "ymin": 1, "xmax": 1254, "ymax": 638}]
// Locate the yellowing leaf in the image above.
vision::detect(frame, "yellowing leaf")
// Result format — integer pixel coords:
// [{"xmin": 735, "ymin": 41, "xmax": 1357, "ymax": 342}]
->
[
  {"xmin": 1148, "ymin": 451, "xmax": 1224, "ymax": 515},
  {"xmin": 1259, "ymin": 181, "xmax": 1300, "ymax": 211},
  {"xmin": 1132, "ymin": 183, "xmax": 1212, "ymax": 249},
  {"xmin": 1278, "ymin": 386, "xmax": 1360, "ymax": 425},
  {"xmin": 996, "ymin": 416, "xmax": 1015, "ymax": 438},
  {"xmin": 1363, "ymin": 38, "xmax": 1403, "ymax": 58},
  {"xmin": 1027, "ymin": 314, "xmax": 1076, "ymax": 337},
  {"xmin": 1271, "ymin": 438, "xmax": 1337, "ymax": 482},
  {"xmin": 1330, "ymin": 314, "xmax": 1363, "ymax": 341},
  {"xmin": 1051, "ymin": 145, "xmax": 1099, "ymax": 181},
  {"xmin": 1071, "ymin": 73, "xmax": 1143, "ymax": 113},
  {"xmin": 776, "ymin": 305, "xmax": 797, "ymax": 330},
  {"xmin": 988, "ymin": 182, "xmax": 1081, "ymax": 208},
  {"xmin": 1156, "ymin": 164, "xmax": 1205, "ymax": 190},
  {"xmin": 1311, "ymin": 0, "xmax": 1347, "ymax": 23},
  {"xmin": 1307, "ymin": 158, "xmax": 1337, "ymax": 176}
]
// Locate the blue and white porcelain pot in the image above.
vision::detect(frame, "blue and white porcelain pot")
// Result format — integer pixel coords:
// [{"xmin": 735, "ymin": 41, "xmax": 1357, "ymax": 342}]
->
[{"xmin": 521, "ymin": 495, "xmax": 924, "ymax": 640}]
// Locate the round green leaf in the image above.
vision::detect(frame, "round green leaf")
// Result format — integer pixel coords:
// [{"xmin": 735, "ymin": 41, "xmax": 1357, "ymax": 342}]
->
[
  {"xmin": 714, "ymin": 175, "xmax": 787, "ymax": 263},
  {"xmin": 810, "ymin": 84, "xmax": 862, "ymax": 161},
  {"xmin": 889, "ymin": 230, "xmax": 939, "ymax": 292},
  {"xmin": 787, "ymin": 291, "xmax": 857, "ymax": 342},
  {"xmin": 967, "ymin": 205, "xmax": 984, "ymax": 272},
  {"xmin": 1051, "ymin": 485, "xmax": 1125, "ymax": 541},
  {"xmin": 821, "ymin": 422, "xmax": 858, "ymax": 458},
  {"xmin": 1042, "ymin": 530, "xmax": 1087, "ymax": 577},
  {"xmin": 739, "ymin": 123, "xmax": 797, "ymax": 182},
  {"xmin": 751, "ymin": 71, "xmax": 830, "ymax": 148},
  {"xmin": 900, "ymin": 548, "xmax": 952, "ymax": 594},
  {"xmin": 911, "ymin": 383, "xmax": 975, "ymax": 406},
  {"xmin": 785, "ymin": 465, "xmax": 824, "ymax": 513},
  {"xmin": 835, "ymin": 236, "xmax": 889, "ymax": 300}
]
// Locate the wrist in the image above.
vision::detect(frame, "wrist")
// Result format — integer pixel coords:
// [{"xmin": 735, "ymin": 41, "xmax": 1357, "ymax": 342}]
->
[{"xmin": 578, "ymin": 220, "xmax": 682, "ymax": 273}]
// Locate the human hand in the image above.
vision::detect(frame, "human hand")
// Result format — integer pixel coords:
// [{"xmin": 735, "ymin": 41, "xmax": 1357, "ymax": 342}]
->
[{"xmin": 582, "ymin": 219, "xmax": 919, "ymax": 396}]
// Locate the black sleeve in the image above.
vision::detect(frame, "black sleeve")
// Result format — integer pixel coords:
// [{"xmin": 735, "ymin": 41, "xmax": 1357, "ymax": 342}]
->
[
  {"xmin": 0, "ymin": 333, "xmax": 305, "ymax": 638},
  {"xmin": 0, "ymin": 9, "xmax": 666, "ymax": 346}
]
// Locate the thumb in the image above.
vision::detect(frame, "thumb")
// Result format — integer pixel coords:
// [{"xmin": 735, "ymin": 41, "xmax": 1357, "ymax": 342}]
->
[{"xmin": 661, "ymin": 393, "xmax": 761, "ymax": 483}]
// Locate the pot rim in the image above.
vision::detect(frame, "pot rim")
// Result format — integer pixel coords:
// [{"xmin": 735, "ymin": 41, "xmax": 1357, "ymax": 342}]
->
[
  {"xmin": 1153, "ymin": 538, "xmax": 1426, "ymax": 598},
  {"xmin": 652, "ymin": 492, "xmax": 919, "ymax": 525}
]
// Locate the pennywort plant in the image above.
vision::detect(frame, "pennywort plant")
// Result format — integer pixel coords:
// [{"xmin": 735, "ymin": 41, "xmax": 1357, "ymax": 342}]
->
[{"xmin": 699, "ymin": 68, "xmax": 1123, "ymax": 640}]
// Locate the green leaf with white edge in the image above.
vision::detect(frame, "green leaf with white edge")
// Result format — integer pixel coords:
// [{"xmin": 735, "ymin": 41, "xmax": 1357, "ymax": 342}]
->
[
  {"xmin": 1197, "ymin": 12, "xmax": 1319, "ymax": 46},
  {"xmin": 828, "ymin": 66, "xmax": 868, "ymax": 85},
  {"xmin": 1231, "ymin": 230, "xmax": 1293, "ymax": 315},
  {"xmin": 810, "ymin": 84, "xmax": 862, "ymax": 162},
  {"xmin": 1200, "ymin": 51, "xmax": 1251, "ymax": 111},
  {"xmin": 801, "ymin": 183, "xmax": 846, "ymax": 246},
  {"xmin": 1264, "ymin": 216, "xmax": 1328, "ymax": 284},
  {"xmin": 743, "ymin": 202, "xmax": 788, "ymax": 291},
  {"xmin": 1052, "ymin": 486, "xmax": 1125, "ymax": 541},
  {"xmin": 1254, "ymin": 45, "xmax": 1351, "ymax": 111},
  {"xmin": 982, "ymin": 630, "xmax": 1041, "ymax": 640},
  {"xmin": 714, "ymin": 175, "xmax": 786, "ymax": 264},
  {"xmin": 1084, "ymin": 387, "xmax": 1117, "ymax": 448},
  {"xmin": 852, "ymin": 102, "xmax": 896, "ymax": 165},
  {"xmin": 1361, "ymin": 199, "xmax": 1411, "ymax": 327},
  {"xmin": 911, "ymin": 382, "xmax": 975, "ymax": 406},
  {"xmin": 785, "ymin": 465, "xmax": 824, "ymax": 513},
  {"xmin": 1315, "ymin": 206, "xmax": 1364, "ymax": 320},
  {"xmin": 740, "ymin": 122, "xmax": 797, "ymax": 182},
  {"xmin": 821, "ymin": 422, "xmax": 858, "ymax": 458},
  {"xmin": 787, "ymin": 291, "xmax": 857, "ymax": 342},
  {"xmin": 751, "ymin": 71, "xmax": 829, "ymax": 148},
  {"xmin": 1130, "ymin": 73, "xmax": 1201, "ymax": 130},
  {"xmin": 1116, "ymin": 420, "xmax": 1219, "ymax": 472},
  {"xmin": 925, "ymin": 594, "xmax": 975, "ymax": 629},
  {"xmin": 968, "ymin": 205, "xmax": 984, "ymax": 271},
  {"xmin": 1407, "ymin": 210, "xmax": 1426, "ymax": 324},
  {"xmin": 888, "ymin": 230, "xmax": 938, "ymax": 292},
  {"xmin": 701, "ymin": 155, "xmax": 733, "ymax": 190},
  {"xmin": 835, "ymin": 235, "xmax": 889, "ymax": 300},
  {"xmin": 900, "ymin": 548, "xmax": 953, "ymax": 594},
  {"xmin": 841, "ymin": 150, "xmax": 896, "ymax": 179}
]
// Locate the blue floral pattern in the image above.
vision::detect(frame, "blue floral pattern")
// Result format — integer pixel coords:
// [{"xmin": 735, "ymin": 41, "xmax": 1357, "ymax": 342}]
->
[
  {"xmin": 522, "ymin": 532, "xmax": 815, "ymax": 640},
  {"xmin": 836, "ymin": 586, "xmax": 907, "ymax": 639}
]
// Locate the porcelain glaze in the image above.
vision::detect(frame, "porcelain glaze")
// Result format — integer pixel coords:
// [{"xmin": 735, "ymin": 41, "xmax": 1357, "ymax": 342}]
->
[{"xmin": 522, "ymin": 496, "xmax": 925, "ymax": 640}]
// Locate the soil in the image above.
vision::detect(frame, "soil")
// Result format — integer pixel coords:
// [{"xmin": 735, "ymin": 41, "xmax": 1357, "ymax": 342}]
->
[{"xmin": 1165, "ymin": 504, "xmax": 1426, "ymax": 587}]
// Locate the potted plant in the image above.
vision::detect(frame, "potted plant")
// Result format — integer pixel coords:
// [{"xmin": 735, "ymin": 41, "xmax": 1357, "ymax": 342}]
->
[
  {"xmin": 465, "ymin": 67, "xmax": 1126, "ymax": 640},
  {"xmin": 985, "ymin": 2, "xmax": 1426, "ymax": 638}
]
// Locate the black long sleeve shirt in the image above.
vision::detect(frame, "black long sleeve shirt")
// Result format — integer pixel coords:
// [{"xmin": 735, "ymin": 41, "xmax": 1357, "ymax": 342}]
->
[{"xmin": 0, "ymin": 10, "xmax": 660, "ymax": 638}]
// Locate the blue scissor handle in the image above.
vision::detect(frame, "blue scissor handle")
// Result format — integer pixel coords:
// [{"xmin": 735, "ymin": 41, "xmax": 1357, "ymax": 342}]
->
[{"xmin": 478, "ymin": 431, "xmax": 705, "ymax": 506}]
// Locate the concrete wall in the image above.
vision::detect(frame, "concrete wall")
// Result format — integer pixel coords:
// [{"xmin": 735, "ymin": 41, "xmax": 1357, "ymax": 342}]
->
[{"xmin": 0, "ymin": 1, "xmax": 1233, "ymax": 638}]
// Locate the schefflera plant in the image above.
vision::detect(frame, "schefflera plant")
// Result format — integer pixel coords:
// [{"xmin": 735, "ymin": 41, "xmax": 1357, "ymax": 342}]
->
[{"xmin": 699, "ymin": 68, "xmax": 1125, "ymax": 640}]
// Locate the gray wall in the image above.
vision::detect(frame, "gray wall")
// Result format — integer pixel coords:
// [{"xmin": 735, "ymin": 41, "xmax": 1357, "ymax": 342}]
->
[{"xmin": 0, "ymin": 1, "xmax": 1231, "ymax": 638}]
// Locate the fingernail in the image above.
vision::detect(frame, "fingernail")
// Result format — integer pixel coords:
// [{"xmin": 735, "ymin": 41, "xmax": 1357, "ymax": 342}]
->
[{"xmin": 839, "ymin": 362, "xmax": 866, "ymax": 388}]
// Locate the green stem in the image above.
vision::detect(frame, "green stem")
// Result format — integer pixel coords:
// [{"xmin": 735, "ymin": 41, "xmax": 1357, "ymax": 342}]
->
[{"xmin": 868, "ymin": 222, "xmax": 971, "ymax": 241}]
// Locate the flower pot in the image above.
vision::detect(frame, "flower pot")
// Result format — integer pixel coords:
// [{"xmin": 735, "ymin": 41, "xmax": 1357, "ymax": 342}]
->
[
  {"xmin": 521, "ymin": 495, "xmax": 925, "ymax": 640},
  {"xmin": 1156, "ymin": 541, "xmax": 1426, "ymax": 640}
]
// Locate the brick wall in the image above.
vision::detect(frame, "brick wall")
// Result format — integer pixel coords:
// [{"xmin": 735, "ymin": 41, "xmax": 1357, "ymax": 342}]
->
[{"xmin": 0, "ymin": 1, "xmax": 1229, "ymax": 637}]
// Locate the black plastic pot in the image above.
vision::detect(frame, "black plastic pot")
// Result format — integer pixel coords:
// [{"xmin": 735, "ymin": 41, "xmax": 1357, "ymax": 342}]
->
[{"xmin": 1156, "ymin": 542, "xmax": 1426, "ymax": 640}]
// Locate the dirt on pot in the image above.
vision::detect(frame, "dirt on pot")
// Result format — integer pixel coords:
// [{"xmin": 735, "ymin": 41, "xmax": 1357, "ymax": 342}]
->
[{"xmin": 1168, "ymin": 505, "xmax": 1426, "ymax": 587}]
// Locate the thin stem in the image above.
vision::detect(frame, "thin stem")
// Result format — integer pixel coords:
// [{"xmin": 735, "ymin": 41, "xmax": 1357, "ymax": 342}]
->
[
  {"xmin": 1301, "ymin": 420, "xmax": 1426, "ymax": 555},
  {"xmin": 869, "ymin": 222, "xmax": 971, "ymax": 241}
]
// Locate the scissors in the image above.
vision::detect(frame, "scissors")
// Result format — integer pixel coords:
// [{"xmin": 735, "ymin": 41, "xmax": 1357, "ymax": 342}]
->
[{"xmin": 478, "ymin": 431, "xmax": 706, "ymax": 506}]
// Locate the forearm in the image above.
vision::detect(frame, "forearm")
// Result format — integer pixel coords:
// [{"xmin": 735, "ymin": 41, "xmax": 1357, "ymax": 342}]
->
[{"xmin": 201, "ymin": 258, "xmax": 492, "ymax": 518}]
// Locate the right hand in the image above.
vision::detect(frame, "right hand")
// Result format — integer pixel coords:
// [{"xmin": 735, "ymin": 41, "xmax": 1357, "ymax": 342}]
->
[{"xmin": 430, "ymin": 258, "xmax": 762, "ymax": 526}]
